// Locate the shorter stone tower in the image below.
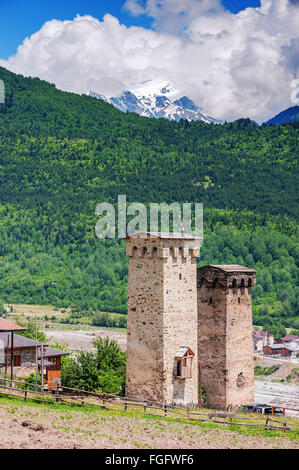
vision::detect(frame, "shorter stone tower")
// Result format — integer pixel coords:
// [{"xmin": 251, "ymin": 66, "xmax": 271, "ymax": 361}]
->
[
  {"xmin": 126, "ymin": 232, "xmax": 201, "ymax": 405},
  {"xmin": 197, "ymin": 265, "xmax": 256, "ymax": 410}
]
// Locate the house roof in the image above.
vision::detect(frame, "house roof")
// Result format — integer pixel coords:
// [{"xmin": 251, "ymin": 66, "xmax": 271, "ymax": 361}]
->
[
  {"xmin": 280, "ymin": 335, "xmax": 299, "ymax": 342},
  {"xmin": 37, "ymin": 359, "xmax": 55, "ymax": 367},
  {"xmin": 0, "ymin": 318, "xmax": 26, "ymax": 332},
  {"xmin": 38, "ymin": 347, "xmax": 68, "ymax": 358},
  {"xmin": 175, "ymin": 347, "xmax": 195, "ymax": 358},
  {"xmin": 286, "ymin": 342, "xmax": 299, "ymax": 352},
  {"xmin": 0, "ymin": 332, "xmax": 45, "ymax": 349},
  {"xmin": 253, "ymin": 331, "xmax": 270, "ymax": 340},
  {"xmin": 266, "ymin": 344, "xmax": 291, "ymax": 350},
  {"xmin": 0, "ymin": 333, "xmax": 68, "ymax": 358}
]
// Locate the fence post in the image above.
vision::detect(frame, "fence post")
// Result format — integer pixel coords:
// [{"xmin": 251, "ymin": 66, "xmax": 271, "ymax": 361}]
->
[
  {"xmin": 283, "ymin": 409, "xmax": 287, "ymax": 430},
  {"xmin": 164, "ymin": 401, "xmax": 167, "ymax": 418},
  {"xmin": 187, "ymin": 407, "xmax": 190, "ymax": 420},
  {"xmin": 265, "ymin": 417, "xmax": 269, "ymax": 430}
]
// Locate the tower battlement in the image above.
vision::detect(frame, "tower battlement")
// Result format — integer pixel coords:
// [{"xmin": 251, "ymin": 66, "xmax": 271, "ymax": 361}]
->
[
  {"xmin": 126, "ymin": 232, "xmax": 200, "ymax": 259},
  {"xmin": 197, "ymin": 265, "xmax": 256, "ymax": 289}
]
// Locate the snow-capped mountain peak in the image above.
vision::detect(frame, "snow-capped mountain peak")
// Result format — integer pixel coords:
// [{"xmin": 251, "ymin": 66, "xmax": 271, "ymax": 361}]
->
[{"xmin": 89, "ymin": 85, "xmax": 223, "ymax": 124}]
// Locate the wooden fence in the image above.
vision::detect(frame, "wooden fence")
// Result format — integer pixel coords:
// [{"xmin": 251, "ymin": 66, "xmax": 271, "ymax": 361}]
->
[{"xmin": 0, "ymin": 377, "xmax": 298, "ymax": 433}]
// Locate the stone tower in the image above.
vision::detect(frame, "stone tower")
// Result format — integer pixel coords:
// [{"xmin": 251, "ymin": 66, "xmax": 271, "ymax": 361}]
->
[
  {"xmin": 126, "ymin": 232, "xmax": 201, "ymax": 405},
  {"xmin": 197, "ymin": 265, "xmax": 256, "ymax": 410}
]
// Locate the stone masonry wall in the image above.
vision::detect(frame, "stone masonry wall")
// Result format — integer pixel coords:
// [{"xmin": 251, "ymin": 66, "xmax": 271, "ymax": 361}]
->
[
  {"xmin": 197, "ymin": 267, "xmax": 256, "ymax": 410},
  {"xmin": 162, "ymin": 241, "xmax": 199, "ymax": 405},
  {"xmin": 126, "ymin": 235, "xmax": 199, "ymax": 405},
  {"xmin": 126, "ymin": 237, "xmax": 165, "ymax": 403}
]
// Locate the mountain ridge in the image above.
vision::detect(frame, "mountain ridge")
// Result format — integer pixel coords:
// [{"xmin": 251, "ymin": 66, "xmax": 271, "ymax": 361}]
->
[
  {"xmin": 266, "ymin": 105, "xmax": 299, "ymax": 126},
  {"xmin": 89, "ymin": 86, "xmax": 224, "ymax": 124}
]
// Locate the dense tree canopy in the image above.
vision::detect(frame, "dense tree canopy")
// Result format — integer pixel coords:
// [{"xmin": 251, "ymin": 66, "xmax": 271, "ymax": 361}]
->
[{"xmin": 0, "ymin": 66, "xmax": 298, "ymax": 333}]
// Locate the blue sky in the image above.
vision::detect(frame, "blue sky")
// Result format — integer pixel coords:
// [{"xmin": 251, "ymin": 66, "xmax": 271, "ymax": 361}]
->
[
  {"xmin": 1, "ymin": 0, "xmax": 296, "ymax": 122},
  {"xmin": 0, "ymin": 0, "xmax": 261, "ymax": 59}
]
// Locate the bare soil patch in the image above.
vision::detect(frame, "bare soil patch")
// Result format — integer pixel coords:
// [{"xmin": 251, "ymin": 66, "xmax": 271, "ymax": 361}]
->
[
  {"xmin": 0, "ymin": 402, "xmax": 298, "ymax": 449},
  {"xmin": 46, "ymin": 328, "xmax": 127, "ymax": 351}
]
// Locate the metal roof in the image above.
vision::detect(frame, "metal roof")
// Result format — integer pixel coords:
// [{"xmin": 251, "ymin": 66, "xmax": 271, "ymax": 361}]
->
[
  {"xmin": 38, "ymin": 347, "xmax": 69, "ymax": 358},
  {"xmin": 0, "ymin": 332, "xmax": 46, "ymax": 348},
  {"xmin": 37, "ymin": 359, "xmax": 55, "ymax": 367},
  {"xmin": 0, "ymin": 318, "xmax": 26, "ymax": 332},
  {"xmin": 0, "ymin": 334, "xmax": 68, "ymax": 358},
  {"xmin": 280, "ymin": 335, "xmax": 299, "ymax": 341}
]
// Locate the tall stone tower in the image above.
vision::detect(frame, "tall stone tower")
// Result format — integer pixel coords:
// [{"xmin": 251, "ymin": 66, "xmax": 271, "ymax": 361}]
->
[
  {"xmin": 197, "ymin": 265, "xmax": 256, "ymax": 410},
  {"xmin": 126, "ymin": 232, "xmax": 201, "ymax": 405}
]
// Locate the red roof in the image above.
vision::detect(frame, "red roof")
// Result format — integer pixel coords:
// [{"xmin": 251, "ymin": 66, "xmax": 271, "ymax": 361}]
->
[{"xmin": 0, "ymin": 318, "xmax": 26, "ymax": 332}]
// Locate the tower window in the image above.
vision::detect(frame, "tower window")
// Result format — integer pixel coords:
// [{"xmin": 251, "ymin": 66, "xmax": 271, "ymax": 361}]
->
[
  {"xmin": 179, "ymin": 273, "xmax": 182, "ymax": 280},
  {"xmin": 132, "ymin": 246, "xmax": 138, "ymax": 257},
  {"xmin": 209, "ymin": 297, "xmax": 213, "ymax": 305}
]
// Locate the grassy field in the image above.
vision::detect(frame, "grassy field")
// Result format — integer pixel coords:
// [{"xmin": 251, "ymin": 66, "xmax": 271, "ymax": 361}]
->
[
  {"xmin": 4, "ymin": 303, "xmax": 126, "ymax": 329},
  {"xmin": 0, "ymin": 393, "xmax": 298, "ymax": 449}
]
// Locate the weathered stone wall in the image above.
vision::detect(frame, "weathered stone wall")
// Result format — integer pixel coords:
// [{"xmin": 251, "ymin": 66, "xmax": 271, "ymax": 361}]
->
[
  {"xmin": 162, "ymin": 241, "xmax": 199, "ymax": 405},
  {"xmin": 126, "ymin": 234, "xmax": 199, "ymax": 405},
  {"xmin": 0, "ymin": 348, "xmax": 36, "ymax": 378},
  {"xmin": 197, "ymin": 283, "xmax": 227, "ymax": 409},
  {"xmin": 197, "ymin": 267, "xmax": 256, "ymax": 410},
  {"xmin": 126, "ymin": 237, "xmax": 165, "ymax": 403},
  {"xmin": 226, "ymin": 285, "xmax": 255, "ymax": 408}
]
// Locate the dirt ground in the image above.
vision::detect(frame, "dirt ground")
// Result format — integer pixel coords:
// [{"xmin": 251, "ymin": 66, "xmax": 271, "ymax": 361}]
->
[
  {"xmin": 0, "ymin": 402, "xmax": 298, "ymax": 449},
  {"xmin": 45, "ymin": 328, "xmax": 127, "ymax": 351}
]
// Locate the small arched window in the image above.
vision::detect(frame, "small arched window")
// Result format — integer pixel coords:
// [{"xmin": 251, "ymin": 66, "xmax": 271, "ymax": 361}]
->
[
  {"xmin": 152, "ymin": 247, "xmax": 158, "ymax": 258},
  {"xmin": 132, "ymin": 246, "xmax": 138, "ymax": 257}
]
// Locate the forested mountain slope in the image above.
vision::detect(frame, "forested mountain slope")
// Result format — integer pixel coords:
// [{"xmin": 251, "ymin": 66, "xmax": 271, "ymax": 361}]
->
[{"xmin": 0, "ymin": 67, "xmax": 298, "ymax": 335}]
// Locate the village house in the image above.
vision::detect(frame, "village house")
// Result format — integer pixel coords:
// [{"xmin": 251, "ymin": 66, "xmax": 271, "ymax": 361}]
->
[
  {"xmin": 276, "ymin": 335, "xmax": 299, "ymax": 345},
  {"xmin": 0, "ymin": 332, "xmax": 68, "ymax": 389},
  {"xmin": 252, "ymin": 330, "xmax": 274, "ymax": 352},
  {"xmin": 263, "ymin": 341, "xmax": 299, "ymax": 358}
]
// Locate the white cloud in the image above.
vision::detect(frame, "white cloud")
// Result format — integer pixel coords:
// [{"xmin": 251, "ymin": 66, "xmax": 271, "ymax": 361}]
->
[{"xmin": 1, "ymin": 0, "xmax": 298, "ymax": 122}]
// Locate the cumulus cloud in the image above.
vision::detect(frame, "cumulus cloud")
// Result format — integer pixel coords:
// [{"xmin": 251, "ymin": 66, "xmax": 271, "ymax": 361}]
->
[{"xmin": 0, "ymin": 0, "xmax": 298, "ymax": 122}]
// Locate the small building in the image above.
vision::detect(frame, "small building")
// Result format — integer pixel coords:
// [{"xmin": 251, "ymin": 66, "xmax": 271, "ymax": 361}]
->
[
  {"xmin": 263, "ymin": 344, "xmax": 291, "ymax": 357},
  {"xmin": 0, "ymin": 332, "xmax": 68, "ymax": 388},
  {"xmin": 277, "ymin": 335, "xmax": 299, "ymax": 345},
  {"xmin": 252, "ymin": 330, "xmax": 274, "ymax": 352},
  {"xmin": 262, "ymin": 342, "xmax": 299, "ymax": 358}
]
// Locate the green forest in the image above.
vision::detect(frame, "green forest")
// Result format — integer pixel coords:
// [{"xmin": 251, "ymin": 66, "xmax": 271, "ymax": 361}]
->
[{"xmin": 0, "ymin": 66, "xmax": 298, "ymax": 337}]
